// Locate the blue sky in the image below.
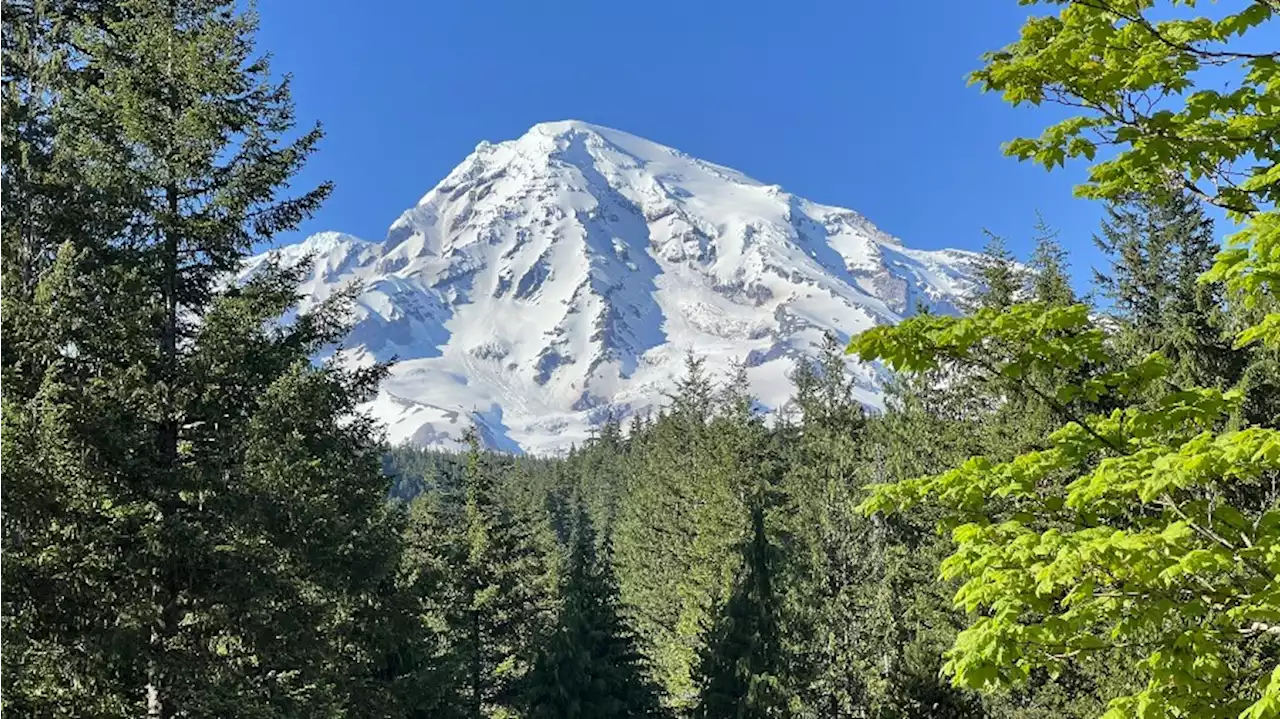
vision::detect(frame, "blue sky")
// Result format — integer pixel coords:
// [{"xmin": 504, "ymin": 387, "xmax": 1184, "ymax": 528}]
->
[{"xmin": 255, "ymin": 2, "xmax": 1137, "ymax": 291}]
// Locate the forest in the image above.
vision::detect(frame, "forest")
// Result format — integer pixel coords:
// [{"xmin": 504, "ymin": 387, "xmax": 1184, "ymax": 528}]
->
[{"xmin": 3, "ymin": 1, "xmax": 1278, "ymax": 718}]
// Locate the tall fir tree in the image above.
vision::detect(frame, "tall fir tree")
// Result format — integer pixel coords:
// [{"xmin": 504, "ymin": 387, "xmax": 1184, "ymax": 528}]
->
[
  {"xmin": 615, "ymin": 356, "xmax": 731, "ymax": 707},
  {"xmin": 853, "ymin": 376, "xmax": 989, "ymax": 719},
  {"xmin": 3, "ymin": 4, "xmax": 133, "ymax": 703},
  {"xmin": 440, "ymin": 429, "xmax": 555, "ymax": 718},
  {"xmin": 616, "ymin": 356, "xmax": 785, "ymax": 709},
  {"xmin": 2, "ymin": 1, "xmax": 407, "ymax": 715},
  {"xmin": 524, "ymin": 501, "xmax": 666, "ymax": 719},
  {"xmin": 393, "ymin": 482, "xmax": 474, "ymax": 719},
  {"xmin": 1026, "ymin": 215, "xmax": 1074, "ymax": 307},
  {"xmin": 966, "ymin": 230, "xmax": 1022, "ymax": 311},
  {"xmin": 212, "ymin": 277, "xmax": 409, "ymax": 717},
  {"xmin": 692, "ymin": 500, "xmax": 794, "ymax": 719},
  {"xmin": 569, "ymin": 417, "xmax": 629, "ymax": 542},
  {"xmin": 778, "ymin": 334, "xmax": 870, "ymax": 718},
  {"xmin": 1, "ymin": 0, "xmax": 105, "ymax": 306},
  {"xmin": 1092, "ymin": 191, "xmax": 1238, "ymax": 388}
]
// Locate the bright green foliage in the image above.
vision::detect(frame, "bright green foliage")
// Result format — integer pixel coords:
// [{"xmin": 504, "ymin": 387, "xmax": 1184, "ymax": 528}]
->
[
  {"xmin": 851, "ymin": 304, "xmax": 1280, "ymax": 719},
  {"xmin": 524, "ymin": 502, "xmax": 667, "ymax": 719},
  {"xmin": 971, "ymin": 0, "xmax": 1278, "ymax": 219},
  {"xmin": 970, "ymin": 0, "xmax": 1279, "ymax": 351},
  {"xmin": 849, "ymin": 4, "xmax": 1280, "ymax": 717},
  {"xmin": 692, "ymin": 502, "xmax": 794, "ymax": 719}
]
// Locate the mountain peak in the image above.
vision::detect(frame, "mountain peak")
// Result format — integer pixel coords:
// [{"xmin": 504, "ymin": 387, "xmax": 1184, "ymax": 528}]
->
[
  {"xmin": 509, "ymin": 120, "xmax": 681, "ymax": 172},
  {"xmin": 521, "ymin": 119, "xmax": 665, "ymax": 150},
  {"xmin": 248, "ymin": 124, "xmax": 980, "ymax": 454},
  {"xmin": 524, "ymin": 119, "xmax": 607, "ymax": 137}
]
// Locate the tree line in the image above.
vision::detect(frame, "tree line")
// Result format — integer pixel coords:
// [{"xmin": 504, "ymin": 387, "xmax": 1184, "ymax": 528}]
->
[
  {"xmin": 376, "ymin": 170, "xmax": 1274, "ymax": 715},
  {"xmin": 4, "ymin": 0, "xmax": 1276, "ymax": 718},
  {"xmin": 12, "ymin": 183, "xmax": 1266, "ymax": 717}
]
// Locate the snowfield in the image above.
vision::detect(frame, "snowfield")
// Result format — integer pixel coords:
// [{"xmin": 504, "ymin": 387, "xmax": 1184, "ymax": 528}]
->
[{"xmin": 244, "ymin": 120, "xmax": 979, "ymax": 454}]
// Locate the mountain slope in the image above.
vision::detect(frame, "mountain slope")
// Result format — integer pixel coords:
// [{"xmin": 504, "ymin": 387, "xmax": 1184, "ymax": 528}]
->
[{"xmin": 245, "ymin": 120, "xmax": 979, "ymax": 453}]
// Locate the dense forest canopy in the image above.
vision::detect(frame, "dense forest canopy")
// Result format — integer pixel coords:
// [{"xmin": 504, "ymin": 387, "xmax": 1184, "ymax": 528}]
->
[{"xmin": 3, "ymin": 1, "xmax": 1277, "ymax": 718}]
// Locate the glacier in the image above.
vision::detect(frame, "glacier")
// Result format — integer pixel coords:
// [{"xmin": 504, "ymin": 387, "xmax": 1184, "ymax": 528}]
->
[{"xmin": 244, "ymin": 120, "xmax": 980, "ymax": 454}]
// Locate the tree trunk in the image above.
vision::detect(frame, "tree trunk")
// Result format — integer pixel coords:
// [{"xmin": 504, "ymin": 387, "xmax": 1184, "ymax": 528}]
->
[
  {"xmin": 148, "ymin": 179, "xmax": 179, "ymax": 719},
  {"xmin": 149, "ymin": 0, "xmax": 182, "ymax": 708},
  {"xmin": 470, "ymin": 609, "xmax": 483, "ymax": 718},
  {"xmin": 145, "ymin": 681, "xmax": 162, "ymax": 718}
]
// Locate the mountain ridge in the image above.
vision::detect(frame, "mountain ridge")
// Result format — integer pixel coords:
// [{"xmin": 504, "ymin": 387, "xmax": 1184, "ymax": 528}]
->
[{"xmin": 245, "ymin": 120, "xmax": 981, "ymax": 453}]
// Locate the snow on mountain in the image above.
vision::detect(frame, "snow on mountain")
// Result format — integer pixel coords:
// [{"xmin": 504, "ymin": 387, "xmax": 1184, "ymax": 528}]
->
[{"xmin": 245, "ymin": 120, "xmax": 980, "ymax": 454}]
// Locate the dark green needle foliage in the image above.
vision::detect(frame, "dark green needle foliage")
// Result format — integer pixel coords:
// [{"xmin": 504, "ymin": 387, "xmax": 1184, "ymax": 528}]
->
[
  {"xmin": 692, "ymin": 501, "xmax": 793, "ymax": 719},
  {"xmin": 524, "ymin": 501, "xmax": 667, "ymax": 719}
]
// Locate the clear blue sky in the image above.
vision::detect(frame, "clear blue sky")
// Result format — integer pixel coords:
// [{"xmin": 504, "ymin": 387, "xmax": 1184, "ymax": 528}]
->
[{"xmin": 255, "ymin": 2, "xmax": 1129, "ymax": 291}]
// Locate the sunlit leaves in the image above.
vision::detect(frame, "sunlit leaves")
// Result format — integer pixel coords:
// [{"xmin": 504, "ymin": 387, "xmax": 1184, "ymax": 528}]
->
[
  {"xmin": 974, "ymin": 0, "xmax": 1279, "ymax": 354},
  {"xmin": 850, "ymin": 298, "xmax": 1280, "ymax": 718},
  {"xmin": 850, "ymin": 303, "xmax": 1111, "ymax": 381},
  {"xmin": 918, "ymin": 0, "xmax": 1280, "ymax": 712},
  {"xmin": 1204, "ymin": 211, "xmax": 1280, "ymax": 348}
]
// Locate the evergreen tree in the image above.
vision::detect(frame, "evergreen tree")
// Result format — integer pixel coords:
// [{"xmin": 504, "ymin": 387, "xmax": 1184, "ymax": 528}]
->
[
  {"xmin": 1, "ymin": 1, "xmax": 409, "ymax": 715},
  {"xmin": 966, "ymin": 230, "xmax": 1022, "ymax": 311},
  {"xmin": 1, "ymin": 4, "xmax": 142, "ymax": 706},
  {"xmin": 614, "ymin": 357, "xmax": 777, "ymax": 709},
  {"xmin": 1026, "ymin": 215, "xmax": 1074, "ymax": 306},
  {"xmin": 196, "ymin": 273, "xmax": 412, "ymax": 717},
  {"xmin": 571, "ymin": 417, "xmax": 629, "ymax": 541},
  {"xmin": 615, "ymin": 355, "xmax": 732, "ymax": 707},
  {"xmin": 1093, "ymin": 191, "xmax": 1238, "ymax": 387},
  {"xmin": 693, "ymin": 501, "xmax": 793, "ymax": 719},
  {"xmin": 392, "ymin": 485, "xmax": 473, "ymax": 719},
  {"xmin": 853, "ymin": 375, "xmax": 988, "ymax": 719},
  {"xmin": 1, "ymin": 0, "xmax": 105, "ymax": 307},
  {"xmin": 385, "ymin": 445, "xmax": 467, "ymax": 502},
  {"xmin": 778, "ymin": 335, "xmax": 869, "ymax": 718},
  {"xmin": 524, "ymin": 502, "xmax": 666, "ymax": 719},
  {"xmin": 441, "ymin": 429, "xmax": 554, "ymax": 718}
]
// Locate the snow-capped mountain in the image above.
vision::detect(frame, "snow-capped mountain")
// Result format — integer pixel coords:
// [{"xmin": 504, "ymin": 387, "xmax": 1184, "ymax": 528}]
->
[{"xmin": 245, "ymin": 120, "xmax": 980, "ymax": 454}]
